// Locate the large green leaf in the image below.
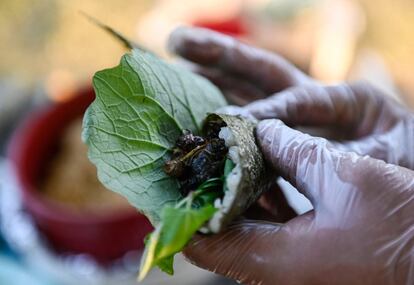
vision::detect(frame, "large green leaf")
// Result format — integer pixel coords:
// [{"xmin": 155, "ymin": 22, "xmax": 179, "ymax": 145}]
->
[{"xmin": 82, "ymin": 50, "xmax": 226, "ymax": 223}]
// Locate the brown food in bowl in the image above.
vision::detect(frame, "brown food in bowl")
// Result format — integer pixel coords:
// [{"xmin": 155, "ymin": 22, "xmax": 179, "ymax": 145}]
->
[{"xmin": 41, "ymin": 118, "xmax": 129, "ymax": 213}]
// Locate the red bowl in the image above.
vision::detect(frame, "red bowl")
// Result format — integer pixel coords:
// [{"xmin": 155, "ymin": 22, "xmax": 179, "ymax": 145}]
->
[{"xmin": 7, "ymin": 87, "xmax": 153, "ymax": 264}]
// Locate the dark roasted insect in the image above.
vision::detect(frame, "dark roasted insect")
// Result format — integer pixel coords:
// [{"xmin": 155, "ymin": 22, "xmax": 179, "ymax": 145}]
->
[
  {"xmin": 164, "ymin": 130, "xmax": 206, "ymax": 177},
  {"xmin": 175, "ymin": 129, "xmax": 205, "ymax": 152},
  {"xmin": 164, "ymin": 129, "xmax": 228, "ymax": 196},
  {"xmin": 164, "ymin": 159, "xmax": 186, "ymax": 177},
  {"xmin": 180, "ymin": 138, "xmax": 227, "ymax": 194}
]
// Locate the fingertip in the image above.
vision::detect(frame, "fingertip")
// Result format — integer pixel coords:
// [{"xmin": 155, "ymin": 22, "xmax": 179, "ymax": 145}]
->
[
  {"xmin": 167, "ymin": 26, "xmax": 190, "ymax": 54},
  {"xmin": 256, "ymin": 118, "xmax": 319, "ymax": 151},
  {"xmin": 167, "ymin": 26, "xmax": 225, "ymax": 64},
  {"xmin": 256, "ymin": 119, "xmax": 285, "ymax": 142},
  {"xmin": 256, "ymin": 119, "xmax": 321, "ymax": 184},
  {"xmin": 256, "ymin": 119, "xmax": 286, "ymax": 171}
]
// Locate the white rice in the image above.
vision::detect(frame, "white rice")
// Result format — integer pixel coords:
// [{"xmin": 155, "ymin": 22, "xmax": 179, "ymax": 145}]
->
[{"xmin": 207, "ymin": 127, "xmax": 242, "ymax": 233}]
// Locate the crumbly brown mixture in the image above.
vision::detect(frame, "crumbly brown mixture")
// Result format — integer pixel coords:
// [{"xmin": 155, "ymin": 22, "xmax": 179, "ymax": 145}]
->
[{"xmin": 164, "ymin": 123, "xmax": 227, "ymax": 196}]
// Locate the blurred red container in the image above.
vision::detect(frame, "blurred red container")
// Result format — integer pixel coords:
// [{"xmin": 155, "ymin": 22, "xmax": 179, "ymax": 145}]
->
[
  {"xmin": 7, "ymin": 87, "xmax": 153, "ymax": 264},
  {"xmin": 193, "ymin": 17, "xmax": 247, "ymax": 36}
]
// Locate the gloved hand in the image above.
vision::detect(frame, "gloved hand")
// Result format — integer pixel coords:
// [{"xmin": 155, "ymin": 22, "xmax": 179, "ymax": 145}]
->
[
  {"xmin": 184, "ymin": 119, "xmax": 414, "ymax": 285},
  {"xmin": 168, "ymin": 26, "xmax": 314, "ymax": 105},
  {"xmin": 169, "ymin": 27, "xmax": 414, "ymax": 285},
  {"xmin": 168, "ymin": 27, "xmax": 414, "ymax": 170},
  {"xmin": 227, "ymin": 82, "xmax": 414, "ymax": 170}
]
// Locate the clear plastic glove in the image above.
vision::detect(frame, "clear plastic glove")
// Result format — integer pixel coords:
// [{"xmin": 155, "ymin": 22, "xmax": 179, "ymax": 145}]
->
[
  {"xmin": 184, "ymin": 120, "xmax": 414, "ymax": 285},
  {"xmin": 168, "ymin": 27, "xmax": 414, "ymax": 170},
  {"xmin": 168, "ymin": 26, "xmax": 314, "ymax": 105},
  {"xmin": 169, "ymin": 27, "xmax": 414, "ymax": 284},
  {"xmin": 231, "ymin": 83, "xmax": 414, "ymax": 170}
]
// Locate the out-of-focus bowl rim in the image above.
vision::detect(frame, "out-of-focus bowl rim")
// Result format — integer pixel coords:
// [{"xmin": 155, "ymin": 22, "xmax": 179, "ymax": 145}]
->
[{"xmin": 6, "ymin": 87, "xmax": 146, "ymax": 226}]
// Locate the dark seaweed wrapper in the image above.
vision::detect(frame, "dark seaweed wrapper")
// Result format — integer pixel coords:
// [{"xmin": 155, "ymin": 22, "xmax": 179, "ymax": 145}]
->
[{"xmin": 203, "ymin": 113, "xmax": 274, "ymax": 233}]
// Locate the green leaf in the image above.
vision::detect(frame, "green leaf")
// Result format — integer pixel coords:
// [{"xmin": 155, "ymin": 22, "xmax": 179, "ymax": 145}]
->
[
  {"xmin": 157, "ymin": 205, "xmax": 217, "ymax": 258},
  {"xmin": 156, "ymin": 255, "xmax": 174, "ymax": 275},
  {"xmin": 193, "ymin": 191, "xmax": 221, "ymax": 208},
  {"xmin": 139, "ymin": 225, "xmax": 162, "ymax": 280},
  {"xmin": 192, "ymin": 177, "xmax": 223, "ymax": 208},
  {"xmin": 82, "ymin": 50, "xmax": 227, "ymax": 223},
  {"xmin": 82, "ymin": 12, "xmax": 143, "ymax": 51},
  {"xmin": 143, "ymin": 234, "xmax": 175, "ymax": 275},
  {"xmin": 223, "ymin": 158, "xmax": 235, "ymax": 192},
  {"xmin": 138, "ymin": 205, "xmax": 217, "ymax": 280}
]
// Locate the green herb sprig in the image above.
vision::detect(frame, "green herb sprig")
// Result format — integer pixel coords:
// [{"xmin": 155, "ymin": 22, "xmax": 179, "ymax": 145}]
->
[{"xmin": 139, "ymin": 159, "xmax": 235, "ymax": 280}]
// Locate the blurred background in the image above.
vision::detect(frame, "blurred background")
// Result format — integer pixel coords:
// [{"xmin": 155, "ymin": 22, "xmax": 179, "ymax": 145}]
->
[{"xmin": 1, "ymin": 0, "xmax": 414, "ymax": 284}]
